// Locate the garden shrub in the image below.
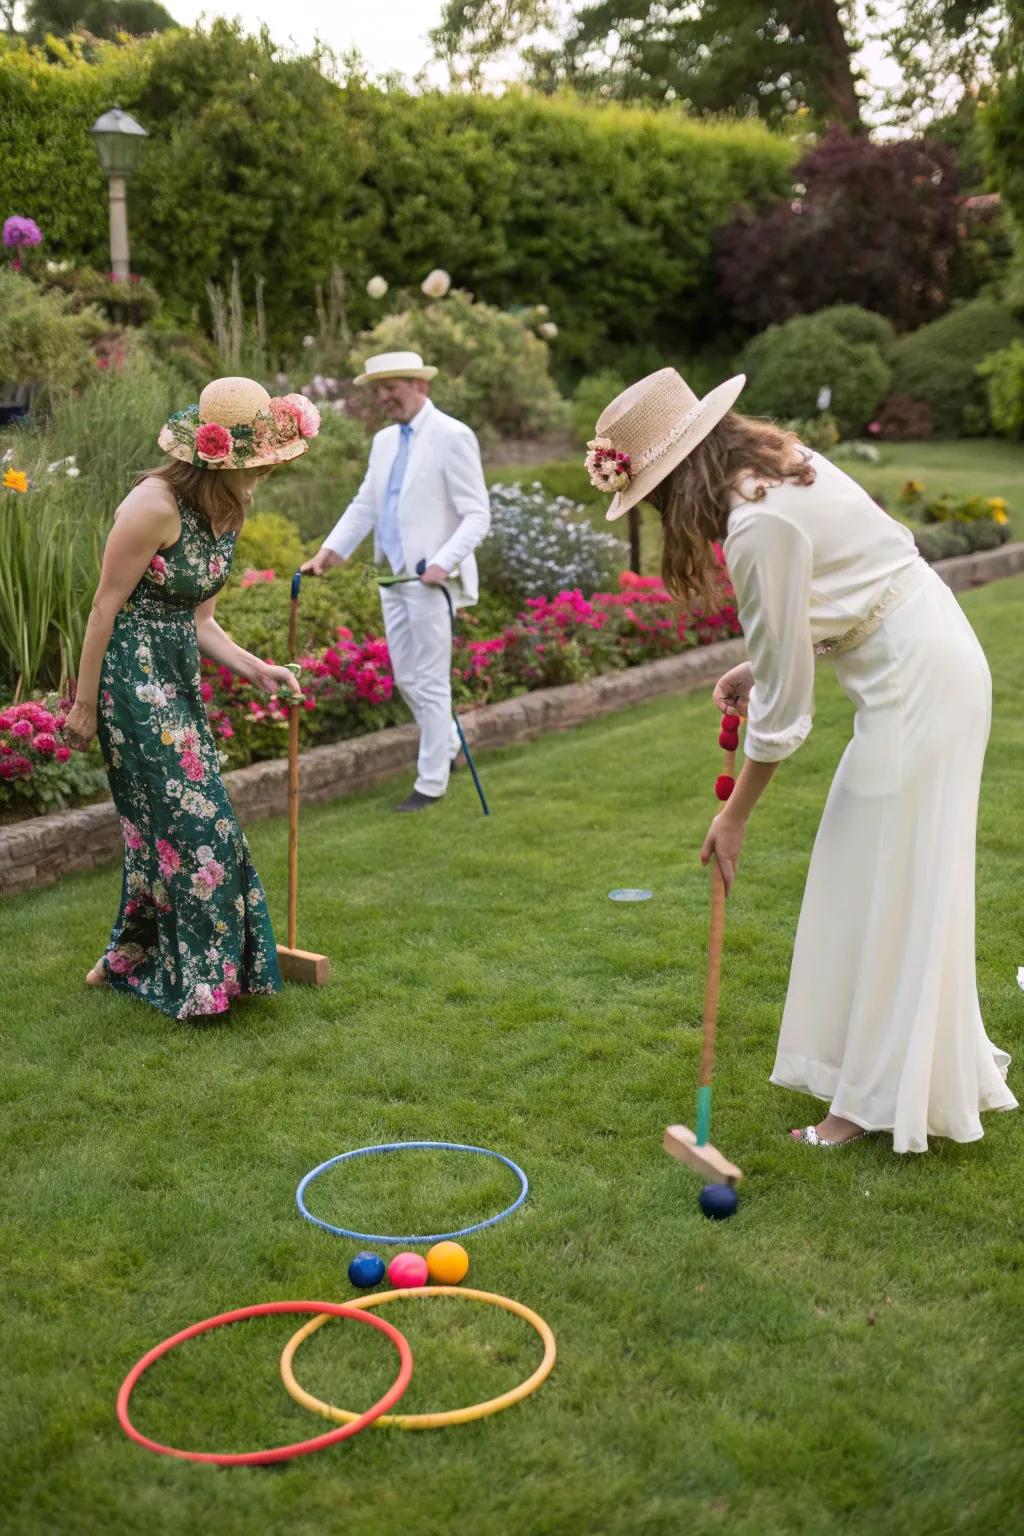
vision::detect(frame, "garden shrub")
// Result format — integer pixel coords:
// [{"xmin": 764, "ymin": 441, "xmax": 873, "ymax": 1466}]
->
[
  {"xmin": 888, "ymin": 297, "xmax": 1024, "ymax": 436},
  {"xmin": 349, "ymin": 292, "xmax": 569, "ymax": 444},
  {"xmin": 717, "ymin": 129, "xmax": 959, "ymax": 332},
  {"xmin": 0, "ymin": 271, "xmax": 98, "ymax": 397},
  {"xmin": 477, "ymin": 482, "xmax": 624, "ymax": 604},
  {"xmin": 977, "ymin": 341, "xmax": 1024, "ymax": 439},
  {"xmin": 571, "ymin": 371, "xmax": 627, "ymax": 446},
  {"xmin": 811, "ymin": 305, "xmax": 896, "ymax": 356},
  {"xmin": 874, "ymin": 394, "xmax": 935, "ymax": 441},
  {"xmin": 0, "ymin": 698, "xmax": 108, "ymax": 817},
  {"xmin": 739, "ymin": 315, "xmax": 891, "ymax": 438},
  {"xmin": 256, "ymin": 407, "xmax": 371, "ymax": 544},
  {"xmin": 214, "ymin": 562, "xmax": 386, "ymax": 663},
  {"xmin": 232, "ymin": 511, "xmax": 305, "ymax": 579},
  {"xmin": 782, "ymin": 413, "xmax": 840, "ymax": 453},
  {"xmin": 37, "ymin": 266, "xmax": 162, "ymax": 327}
]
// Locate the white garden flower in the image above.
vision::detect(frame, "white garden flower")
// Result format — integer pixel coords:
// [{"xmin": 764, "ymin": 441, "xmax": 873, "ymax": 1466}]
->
[
  {"xmin": 538, "ymin": 321, "xmax": 559, "ymax": 340},
  {"xmin": 421, "ymin": 268, "xmax": 451, "ymax": 299},
  {"xmin": 302, "ymin": 335, "xmax": 315, "ymax": 349},
  {"xmin": 367, "ymin": 275, "xmax": 388, "ymax": 299},
  {"xmin": 66, "ymin": 466, "xmax": 80, "ymax": 478}
]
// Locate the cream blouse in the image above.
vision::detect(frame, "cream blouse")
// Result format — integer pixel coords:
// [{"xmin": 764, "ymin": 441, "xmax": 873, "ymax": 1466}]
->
[{"xmin": 723, "ymin": 451, "xmax": 919, "ymax": 763}]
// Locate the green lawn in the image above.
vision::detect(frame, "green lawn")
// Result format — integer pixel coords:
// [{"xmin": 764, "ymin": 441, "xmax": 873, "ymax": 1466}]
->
[{"xmin": 2, "ymin": 578, "xmax": 1022, "ymax": 1535}]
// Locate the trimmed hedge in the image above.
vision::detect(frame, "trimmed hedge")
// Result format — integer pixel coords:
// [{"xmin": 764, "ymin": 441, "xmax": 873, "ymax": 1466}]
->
[
  {"xmin": 888, "ymin": 298, "xmax": 1024, "ymax": 436},
  {"xmin": 0, "ymin": 26, "xmax": 794, "ymax": 368}
]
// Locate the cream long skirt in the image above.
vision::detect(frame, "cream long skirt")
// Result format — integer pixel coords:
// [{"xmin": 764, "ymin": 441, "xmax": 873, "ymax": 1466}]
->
[{"xmin": 771, "ymin": 566, "xmax": 1017, "ymax": 1153}]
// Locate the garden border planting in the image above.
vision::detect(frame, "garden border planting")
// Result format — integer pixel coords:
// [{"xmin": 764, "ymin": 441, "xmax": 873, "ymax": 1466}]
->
[{"xmin": 2, "ymin": 542, "xmax": 1022, "ymax": 896}]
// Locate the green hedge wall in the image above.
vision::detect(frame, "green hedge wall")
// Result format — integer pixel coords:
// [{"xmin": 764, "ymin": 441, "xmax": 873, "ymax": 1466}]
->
[{"xmin": 0, "ymin": 26, "xmax": 794, "ymax": 368}]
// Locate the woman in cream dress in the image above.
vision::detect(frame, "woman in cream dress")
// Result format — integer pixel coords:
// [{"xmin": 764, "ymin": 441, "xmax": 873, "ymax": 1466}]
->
[{"xmin": 587, "ymin": 369, "xmax": 1016, "ymax": 1153}]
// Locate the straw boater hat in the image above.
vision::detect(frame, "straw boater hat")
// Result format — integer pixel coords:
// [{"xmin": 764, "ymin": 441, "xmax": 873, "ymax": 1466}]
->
[
  {"xmin": 587, "ymin": 368, "xmax": 746, "ymax": 521},
  {"xmin": 158, "ymin": 376, "xmax": 320, "ymax": 470},
  {"xmin": 354, "ymin": 350, "xmax": 439, "ymax": 385}
]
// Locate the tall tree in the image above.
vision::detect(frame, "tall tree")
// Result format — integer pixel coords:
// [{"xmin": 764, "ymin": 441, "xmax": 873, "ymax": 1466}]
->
[
  {"xmin": 24, "ymin": 0, "xmax": 177, "ymax": 44},
  {"xmin": 434, "ymin": 2, "xmax": 866, "ymax": 126}
]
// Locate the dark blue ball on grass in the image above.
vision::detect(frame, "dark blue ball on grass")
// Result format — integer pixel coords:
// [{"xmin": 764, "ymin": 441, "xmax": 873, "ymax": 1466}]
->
[
  {"xmin": 347, "ymin": 1250, "xmax": 386, "ymax": 1288},
  {"xmin": 698, "ymin": 1183, "xmax": 739, "ymax": 1221}
]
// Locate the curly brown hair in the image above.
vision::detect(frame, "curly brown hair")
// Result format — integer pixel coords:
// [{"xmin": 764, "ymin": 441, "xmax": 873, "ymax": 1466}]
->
[{"xmin": 644, "ymin": 412, "xmax": 815, "ymax": 608}]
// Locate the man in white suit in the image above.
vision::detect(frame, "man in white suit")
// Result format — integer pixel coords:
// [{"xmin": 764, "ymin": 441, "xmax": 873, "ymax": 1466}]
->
[{"xmin": 301, "ymin": 351, "xmax": 491, "ymax": 811}]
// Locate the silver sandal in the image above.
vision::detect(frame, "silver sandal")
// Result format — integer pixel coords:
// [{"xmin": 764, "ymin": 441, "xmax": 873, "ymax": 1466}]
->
[{"xmin": 789, "ymin": 1125, "xmax": 867, "ymax": 1147}]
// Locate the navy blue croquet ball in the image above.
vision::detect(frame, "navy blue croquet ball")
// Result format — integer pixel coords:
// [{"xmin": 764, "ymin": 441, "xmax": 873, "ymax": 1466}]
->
[
  {"xmin": 698, "ymin": 1183, "xmax": 739, "ymax": 1221},
  {"xmin": 348, "ymin": 1251, "xmax": 386, "ymax": 1288}
]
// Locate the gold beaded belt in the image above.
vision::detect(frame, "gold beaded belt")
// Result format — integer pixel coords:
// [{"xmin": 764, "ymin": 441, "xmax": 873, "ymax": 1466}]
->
[{"xmin": 814, "ymin": 559, "xmax": 929, "ymax": 659}]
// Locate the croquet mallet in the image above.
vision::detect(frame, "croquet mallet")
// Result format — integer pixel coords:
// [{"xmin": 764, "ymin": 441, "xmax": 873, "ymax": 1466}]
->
[
  {"xmin": 663, "ymin": 710, "xmax": 744, "ymax": 1185},
  {"xmin": 275, "ymin": 571, "xmax": 330, "ymax": 986}
]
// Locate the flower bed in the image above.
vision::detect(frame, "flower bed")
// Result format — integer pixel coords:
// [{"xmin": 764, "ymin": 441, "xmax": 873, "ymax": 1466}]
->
[{"xmin": 0, "ymin": 569, "xmax": 739, "ymax": 820}]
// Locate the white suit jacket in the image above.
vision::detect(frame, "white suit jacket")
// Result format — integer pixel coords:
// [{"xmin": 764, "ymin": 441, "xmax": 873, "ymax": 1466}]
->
[{"xmin": 323, "ymin": 399, "xmax": 491, "ymax": 606}]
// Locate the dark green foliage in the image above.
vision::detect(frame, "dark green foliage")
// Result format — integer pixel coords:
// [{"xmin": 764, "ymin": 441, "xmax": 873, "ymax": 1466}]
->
[
  {"xmin": 889, "ymin": 297, "xmax": 1024, "ymax": 436},
  {"xmin": 0, "ymin": 27, "xmax": 794, "ymax": 369},
  {"xmin": 811, "ymin": 304, "xmax": 896, "ymax": 356},
  {"xmin": 24, "ymin": 0, "xmax": 177, "ymax": 43},
  {"xmin": 739, "ymin": 315, "xmax": 892, "ymax": 438}
]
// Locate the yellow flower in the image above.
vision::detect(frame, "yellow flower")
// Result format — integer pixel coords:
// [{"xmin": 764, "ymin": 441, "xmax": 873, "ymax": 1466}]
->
[
  {"xmin": 900, "ymin": 479, "xmax": 924, "ymax": 500},
  {"xmin": 992, "ymin": 507, "xmax": 1008, "ymax": 525},
  {"xmin": 3, "ymin": 469, "xmax": 29, "ymax": 493},
  {"xmin": 161, "ymin": 729, "xmax": 175, "ymax": 745},
  {"xmin": 990, "ymin": 497, "xmax": 1007, "ymax": 512}
]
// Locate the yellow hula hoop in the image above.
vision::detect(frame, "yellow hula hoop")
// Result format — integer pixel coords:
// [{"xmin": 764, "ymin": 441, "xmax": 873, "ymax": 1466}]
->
[{"xmin": 280, "ymin": 1285, "xmax": 556, "ymax": 1430}]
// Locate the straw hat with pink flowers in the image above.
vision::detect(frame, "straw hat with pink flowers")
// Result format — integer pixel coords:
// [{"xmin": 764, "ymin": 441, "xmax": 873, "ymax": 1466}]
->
[
  {"xmin": 587, "ymin": 369, "xmax": 746, "ymax": 521},
  {"xmin": 158, "ymin": 376, "xmax": 321, "ymax": 471}
]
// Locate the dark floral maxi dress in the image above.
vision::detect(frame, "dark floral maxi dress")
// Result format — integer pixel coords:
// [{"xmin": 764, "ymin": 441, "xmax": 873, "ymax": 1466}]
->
[{"xmin": 96, "ymin": 493, "xmax": 281, "ymax": 1018}]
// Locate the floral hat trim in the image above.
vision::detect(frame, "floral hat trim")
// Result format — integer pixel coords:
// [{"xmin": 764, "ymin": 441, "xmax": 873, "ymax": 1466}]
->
[
  {"xmin": 161, "ymin": 393, "xmax": 320, "ymax": 470},
  {"xmin": 585, "ymin": 437, "xmax": 632, "ymax": 495}
]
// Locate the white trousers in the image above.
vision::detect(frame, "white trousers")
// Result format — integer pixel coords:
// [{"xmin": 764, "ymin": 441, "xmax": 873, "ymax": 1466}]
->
[{"xmin": 380, "ymin": 581, "xmax": 460, "ymax": 798}]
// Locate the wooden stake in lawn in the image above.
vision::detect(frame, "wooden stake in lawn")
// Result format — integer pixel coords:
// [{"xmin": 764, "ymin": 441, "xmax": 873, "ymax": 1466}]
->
[
  {"xmin": 276, "ymin": 571, "xmax": 330, "ymax": 987},
  {"xmin": 664, "ymin": 710, "xmax": 744, "ymax": 1190}
]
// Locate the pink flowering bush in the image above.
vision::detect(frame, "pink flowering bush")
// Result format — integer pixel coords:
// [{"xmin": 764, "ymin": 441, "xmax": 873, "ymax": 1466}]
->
[
  {"xmin": 0, "ymin": 563, "xmax": 740, "ymax": 819},
  {"xmin": 0, "ymin": 698, "xmax": 107, "ymax": 816}
]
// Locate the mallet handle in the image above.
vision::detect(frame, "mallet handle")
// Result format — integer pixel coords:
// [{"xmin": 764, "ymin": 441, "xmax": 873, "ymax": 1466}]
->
[
  {"xmin": 287, "ymin": 572, "xmax": 301, "ymax": 949},
  {"xmin": 700, "ymin": 862, "xmax": 727, "ymax": 1087}
]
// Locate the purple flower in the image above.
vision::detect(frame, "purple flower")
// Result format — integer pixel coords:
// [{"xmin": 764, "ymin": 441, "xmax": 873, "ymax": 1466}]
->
[{"xmin": 3, "ymin": 216, "xmax": 43, "ymax": 249}]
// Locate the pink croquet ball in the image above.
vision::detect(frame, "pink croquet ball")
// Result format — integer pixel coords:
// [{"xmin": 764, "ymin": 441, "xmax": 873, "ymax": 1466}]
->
[{"xmin": 388, "ymin": 1251, "xmax": 429, "ymax": 1289}]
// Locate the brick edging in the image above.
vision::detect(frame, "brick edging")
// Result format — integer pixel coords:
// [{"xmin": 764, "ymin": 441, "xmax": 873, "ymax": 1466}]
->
[{"xmin": 2, "ymin": 539, "xmax": 1022, "ymax": 895}]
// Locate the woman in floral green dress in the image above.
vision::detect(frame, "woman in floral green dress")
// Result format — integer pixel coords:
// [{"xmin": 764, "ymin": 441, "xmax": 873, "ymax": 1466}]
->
[{"xmin": 64, "ymin": 377, "xmax": 320, "ymax": 1018}]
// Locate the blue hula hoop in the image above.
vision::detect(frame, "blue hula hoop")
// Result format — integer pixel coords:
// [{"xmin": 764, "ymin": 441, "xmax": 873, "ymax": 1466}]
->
[{"xmin": 295, "ymin": 1140, "xmax": 529, "ymax": 1245}]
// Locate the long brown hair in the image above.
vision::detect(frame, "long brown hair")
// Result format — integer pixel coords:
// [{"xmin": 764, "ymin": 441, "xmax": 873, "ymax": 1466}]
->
[
  {"xmin": 645, "ymin": 412, "xmax": 816, "ymax": 608},
  {"xmin": 133, "ymin": 460, "xmax": 252, "ymax": 536}
]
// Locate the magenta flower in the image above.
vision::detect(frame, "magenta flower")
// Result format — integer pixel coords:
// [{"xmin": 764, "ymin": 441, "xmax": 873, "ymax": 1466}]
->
[
  {"xmin": 10, "ymin": 719, "xmax": 32, "ymax": 739},
  {"xmin": 180, "ymin": 750, "xmax": 205, "ymax": 782},
  {"xmin": 3, "ymin": 216, "xmax": 43, "ymax": 248},
  {"xmin": 31, "ymin": 732, "xmax": 57, "ymax": 754},
  {"xmin": 55, "ymin": 745, "xmax": 71, "ymax": 763},
  {"xmin": 195, "ymin": 422, "xmax": 233, "ymax": 462},
  {"xmin": 120, "ymin": 817, "xmax": 144, "ymax": 851},
  {"xmin": 156, "ymin": 839, "xmax": 181, "ymax": 878}
]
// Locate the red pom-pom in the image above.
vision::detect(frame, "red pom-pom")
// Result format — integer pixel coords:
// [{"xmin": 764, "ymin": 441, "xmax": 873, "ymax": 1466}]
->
[
  {"xmin": 719, "ymin": 728, "xmax": 739, "ymax": 750},
  {"xmin": 722, "ymin": 712, "xmax": 742, "ymax": 729},
  {"xmin": 715, "ymin": 774, "xmax": 735, "ymax": 801}
]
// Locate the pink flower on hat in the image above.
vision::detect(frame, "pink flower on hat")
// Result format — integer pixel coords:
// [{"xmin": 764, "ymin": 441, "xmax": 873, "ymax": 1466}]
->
[
  {"xmin": 271, "ymin": 398, "xmax": 300, "ymax": 441},
  {"xmin": 281, "ymin": 393, "xmax": 321, "ymax": 440},
  {"xmin": 195, "ymin": 423, "xmax": 233, "ymax": 462}
]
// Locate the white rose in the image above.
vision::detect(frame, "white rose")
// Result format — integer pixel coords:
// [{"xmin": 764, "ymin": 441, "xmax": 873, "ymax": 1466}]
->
[
  {"xmin": 367, "ymin": 275, "xmax": 388, "ymax": 298},
  {"xmin": 421, "ymin": 268, "xmax": 451, "ymax": 299}
]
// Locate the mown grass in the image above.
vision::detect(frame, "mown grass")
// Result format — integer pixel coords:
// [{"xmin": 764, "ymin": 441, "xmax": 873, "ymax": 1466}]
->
[{"xmin": 1, "ymin": 578, "xmax": 1022, "ymax": 1536}]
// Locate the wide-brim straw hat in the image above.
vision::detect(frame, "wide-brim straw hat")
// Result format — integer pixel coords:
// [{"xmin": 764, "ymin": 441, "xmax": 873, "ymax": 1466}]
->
[
  {"xmin": 354, "ymin": 350, "xmax": 439, "ymax": 385},
  {"xmin": 158, "ymin": 376, "xmax": 320, "ymax": 470},
  {"xmin": 588, "ymin": 369, "xmax": 746, "ymax": 520}
]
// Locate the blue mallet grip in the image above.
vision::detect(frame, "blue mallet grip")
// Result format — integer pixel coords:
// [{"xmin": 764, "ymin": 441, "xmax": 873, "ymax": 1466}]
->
[
  {"xmin": 415, "ymin": 559, "xmax": 426, "ymax": 576},
  {"xmin": 291, "ymin": 570, "xmax": 302, "ymax": 601}
]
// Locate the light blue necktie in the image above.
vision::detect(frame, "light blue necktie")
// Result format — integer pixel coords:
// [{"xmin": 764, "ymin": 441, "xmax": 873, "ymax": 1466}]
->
[{"xmin": 380, "ymin": 422, "xmax": 412, "ymax": 574}]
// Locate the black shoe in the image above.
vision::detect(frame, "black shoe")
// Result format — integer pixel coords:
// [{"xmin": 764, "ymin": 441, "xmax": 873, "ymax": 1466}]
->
[{"xmin": 395, "ymin": 790, "xmax": 443, "ymax": 813}]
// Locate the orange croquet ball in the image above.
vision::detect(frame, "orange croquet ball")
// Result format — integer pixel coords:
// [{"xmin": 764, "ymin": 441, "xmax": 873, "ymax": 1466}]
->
[{"xmin": 426, "ymin": 1241, "xmax": 470, "ymax": 1284}]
